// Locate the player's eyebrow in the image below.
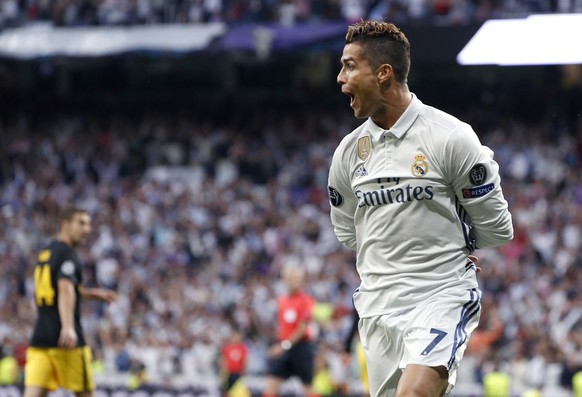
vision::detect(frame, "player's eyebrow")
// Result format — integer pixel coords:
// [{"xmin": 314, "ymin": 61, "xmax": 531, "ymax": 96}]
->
[{"xmin": 341, "ymin": 56, "xmax": 355, "ymax": 65}]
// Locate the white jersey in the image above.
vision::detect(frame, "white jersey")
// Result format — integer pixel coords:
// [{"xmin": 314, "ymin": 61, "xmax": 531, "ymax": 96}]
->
[{"xmin": 328, "ymin": 94, "xmax": 513, "ymax": 318}]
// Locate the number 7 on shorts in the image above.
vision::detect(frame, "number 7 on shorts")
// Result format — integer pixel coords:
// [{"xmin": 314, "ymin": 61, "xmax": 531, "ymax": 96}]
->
[{"xmin": 421, "ymin": 328, "xmax": 447, "ymax": 356}]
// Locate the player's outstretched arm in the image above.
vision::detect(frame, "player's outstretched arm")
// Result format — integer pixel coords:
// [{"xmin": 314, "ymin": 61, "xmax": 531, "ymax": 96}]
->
[{"xmin": 80, "ymin": 287, "xmax": 118, "ymax": 303}]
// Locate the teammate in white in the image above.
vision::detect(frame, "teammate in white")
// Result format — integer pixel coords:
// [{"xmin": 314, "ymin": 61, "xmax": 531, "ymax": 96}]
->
[{"xmin": 328, "ymin": 20, "xmax": 513, "ymax": 397}]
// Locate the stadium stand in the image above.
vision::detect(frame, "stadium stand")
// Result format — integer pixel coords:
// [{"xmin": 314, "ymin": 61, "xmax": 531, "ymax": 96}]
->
[{"xmin": 0, "ymin": 0, "xmax": 581, "ymax": 28}]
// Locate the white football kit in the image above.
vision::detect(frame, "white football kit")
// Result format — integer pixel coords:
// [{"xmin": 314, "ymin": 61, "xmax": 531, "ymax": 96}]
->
[{"xmin": 328, "ymin": 94, "xmax": 513, "ymax": 395}]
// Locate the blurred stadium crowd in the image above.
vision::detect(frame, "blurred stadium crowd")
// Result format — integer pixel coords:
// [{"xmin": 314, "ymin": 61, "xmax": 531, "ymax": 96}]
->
[
  {"xmin": 0, "ymin": 83, "xmax": 581, "ymax": 396},
  {"xmin": 0, "ymin": 0, "xmax": 581, "ymax": 28}
]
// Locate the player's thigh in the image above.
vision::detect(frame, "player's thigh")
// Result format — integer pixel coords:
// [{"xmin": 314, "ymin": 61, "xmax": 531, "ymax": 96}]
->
[
  {"xmin": 23, "ymin": 386, "xmax": 49, "ymax": 397},
  {"xmin": 266, "ymin": 351, "xmax": 292, "ymax": 381},
  {"xmin": 49, "ymin": 346, "xmax": 95, "ymax": 392},
  {"xmin": 74, "ymin": 392, "xmax": 94, "ymax": 397},
  {"xmin": 264, "ymin": 375, "xmax": 283, "ymax": 394},
  {"xmin": 358, "ymin": 315, "xmax": 403, "ymax": 397},
  {"xmin": 402, "ymin": 288, "xmax": 481, "ymax": 392},
  {"xmin": 396, "ymin": 364, "xmax": 448, "ymax": 397},
  {"xmin": 289, "ymin": 341, "xmax": 316, "ymax": 385},
  {"xmin": 24, "ymin": 347, "xmax": 58, "ymax": 392}
]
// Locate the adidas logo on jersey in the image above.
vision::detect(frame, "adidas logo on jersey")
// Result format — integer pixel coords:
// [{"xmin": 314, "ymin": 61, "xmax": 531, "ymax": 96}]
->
[{"xmin": 356, "ymin": 165, "xmax": 368, "ymax": 177}]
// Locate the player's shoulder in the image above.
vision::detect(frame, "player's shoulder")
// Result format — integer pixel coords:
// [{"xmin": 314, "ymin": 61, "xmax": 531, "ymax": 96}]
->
[
  {"xmin": 332, "ymin": 121, "xmax": 368, "ymax": 162},
  {"xmin": 417, "ymin": 103, "xmax": 483, "ymax": 157},
  {"xmin": 338, "ymin": 122, "xmax": 367, "ymax": 148},
  {"xmin": 418, "ymin": 103, "xmax": 471, "ymax": 135},
  {"xmin": 54, "ymin": 240, "xmax": 75, "ymax": 254},
  {"xmin": 48, "ymin": 240, "xmax": 77, "ymax": 262}
]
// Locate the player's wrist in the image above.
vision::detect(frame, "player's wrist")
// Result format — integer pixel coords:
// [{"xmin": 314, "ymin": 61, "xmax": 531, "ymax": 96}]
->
[{"xmin": 280, "ymin": 339, "xmax": 292, "ymax": 350}]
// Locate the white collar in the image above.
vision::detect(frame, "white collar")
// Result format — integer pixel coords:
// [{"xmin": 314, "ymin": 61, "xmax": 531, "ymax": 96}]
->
[{"xmin": 366, "ymin": 93, "xmax": 422, "ymax": 140}]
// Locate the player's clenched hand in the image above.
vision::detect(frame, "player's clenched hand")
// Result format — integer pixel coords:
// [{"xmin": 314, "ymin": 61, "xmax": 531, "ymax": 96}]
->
[
  {"xmin": 99, "ymin": 289, "xmax": 118, "ymax": 303},
  {"xmin": 267, "ymin": 344, "xmax": 285, "ymax": 358},
  {"xmin": 468, "ymin": 255, "xmax": 481, "ymax": 273},
  {"xmin": 58, "ymin": 327, "xmax": 78, "ymax": 349}
]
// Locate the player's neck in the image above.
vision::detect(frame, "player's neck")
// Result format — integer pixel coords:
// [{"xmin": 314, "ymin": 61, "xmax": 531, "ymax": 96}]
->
[
  {"xmin": 58, "ymin": 233, "xmax": 74, "ymax": 247},
  {"xmin": 373, "ymin": 89, "xmax": 412, "ymax": 130}
]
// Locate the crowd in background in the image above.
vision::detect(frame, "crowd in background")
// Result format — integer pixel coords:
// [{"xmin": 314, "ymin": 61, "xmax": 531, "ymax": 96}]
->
[
  {"xmin": 0, "ymin": 92, "xmax": 581, "ymax": 396},
  {"xmin": 0, "ymin": 0, "xmax": 581, "ymax": 29}
]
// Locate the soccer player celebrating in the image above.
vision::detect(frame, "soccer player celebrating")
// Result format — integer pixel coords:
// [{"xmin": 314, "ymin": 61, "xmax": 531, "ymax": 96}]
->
[
  {"xmin": 24, "ymin": 207, "xmax": 117, "ymax": 397},
  {"xmin": 328, "ymin": 20, "xmax": 513, "ymax": 397}
]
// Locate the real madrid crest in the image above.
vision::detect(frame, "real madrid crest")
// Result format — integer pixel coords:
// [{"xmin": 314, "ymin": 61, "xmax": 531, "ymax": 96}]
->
[
  {"xmin": 411, "ymin": 153, "xmax": 428, "ymax": 177},
  {"xmin": 357, "ymin": 136, "xmax": 371, "ymax": 161}
]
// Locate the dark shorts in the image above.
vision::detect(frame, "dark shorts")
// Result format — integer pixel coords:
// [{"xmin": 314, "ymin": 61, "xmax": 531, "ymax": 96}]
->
[
  {"xmin": 222, "ymin": 372, "xmax": 241, "ymax": 392},
  {"xmin": 266, "ymin": 340, "xmax": 316, "ymax": 385}
]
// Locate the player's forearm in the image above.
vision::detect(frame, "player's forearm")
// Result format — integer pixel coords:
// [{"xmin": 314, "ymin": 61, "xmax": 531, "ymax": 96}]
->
[
  {"xmin": 469, "ymin": 198, "xmax": 514, "ymax": 248},
  {"xmin": 472, "ymin": 218, "xmax": 513, "ymax": 248},
  {"xmin": 331, "ymin": 210, "xmax": 357, "ymax": 250},
  {"xmin": 81, "ymin": 286, "xmax": 118, "ymax": 303},
  {"xmin": 79, "ymin": 286, "xmax": 97, "ymax": 299},
  {"xmin": 334, "ymin": 228, "xmax": 357, "ymax": 250},
  {"xmin": 285, "ymin": 321, "xmax": 309, "ymax": 346},
  {"xmin": 80, "ymin": 287, "xmax": 107, "ymax": 300}
]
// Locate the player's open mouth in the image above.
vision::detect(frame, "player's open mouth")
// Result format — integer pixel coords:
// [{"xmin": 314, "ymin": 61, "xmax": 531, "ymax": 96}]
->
[{"xmin": 346, "ymin": 92, "xmax": 355, "ymax": 107}]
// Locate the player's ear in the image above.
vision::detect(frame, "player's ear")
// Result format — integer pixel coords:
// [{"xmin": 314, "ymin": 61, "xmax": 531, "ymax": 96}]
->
[{"xmin": 376, "ymin": 64, "xmax": 393, "ymax": 83}]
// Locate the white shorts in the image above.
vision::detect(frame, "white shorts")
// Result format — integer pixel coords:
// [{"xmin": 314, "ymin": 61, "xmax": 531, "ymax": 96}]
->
[{"xmin": 358, "ymin": 287, "xmax": 481, "ymax": 397}]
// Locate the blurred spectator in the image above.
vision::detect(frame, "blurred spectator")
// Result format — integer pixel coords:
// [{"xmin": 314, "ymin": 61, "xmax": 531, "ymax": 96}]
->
[
  {"xmin": 220, "ymin": 330, "xmax": 249, "ymax": 397},
  {"xmin": 0, "ymin": 0, "xmax": 579, "ymax": 28},
  {"xmin": 0, "ymin": 339, "xmax": 20, "ymax": 385}
]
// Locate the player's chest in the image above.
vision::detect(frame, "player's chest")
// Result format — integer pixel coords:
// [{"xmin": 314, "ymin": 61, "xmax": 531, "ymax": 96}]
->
[{"xmin": 350, "ymin": 138, "xmax": 445, "ymax": 188}]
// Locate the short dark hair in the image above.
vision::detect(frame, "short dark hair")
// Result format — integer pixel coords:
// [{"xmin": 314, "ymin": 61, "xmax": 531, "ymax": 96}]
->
[
  {"xmin": 59, "ymin": 207, "xmax": 88, "ymax": 223},
  {"xmin": 345, "ymin": 19, "xmax": 411, "ymax": 84}
]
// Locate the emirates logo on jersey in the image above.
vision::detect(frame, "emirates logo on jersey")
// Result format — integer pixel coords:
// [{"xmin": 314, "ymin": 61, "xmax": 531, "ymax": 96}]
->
[{"xmin": 411, "ymin": 153, "xmax": 429, "ymax": 177}]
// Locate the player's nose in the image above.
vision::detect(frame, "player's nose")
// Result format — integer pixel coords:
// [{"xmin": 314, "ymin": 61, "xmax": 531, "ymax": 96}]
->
[{"xmin": 337, "ymin": 68, "xmax": 346, "ymax": 85}]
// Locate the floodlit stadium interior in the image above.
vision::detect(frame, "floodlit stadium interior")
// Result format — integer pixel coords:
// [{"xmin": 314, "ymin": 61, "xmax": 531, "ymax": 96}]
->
[{"xmin": 1, "ymin": 2, "xmax": 582, "ymax": 397}]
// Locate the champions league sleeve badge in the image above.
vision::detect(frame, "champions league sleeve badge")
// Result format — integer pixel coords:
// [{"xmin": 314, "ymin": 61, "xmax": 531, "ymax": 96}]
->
[
  {"xmin": 61, "ymin": 260, "xmax": 76, "ymax": 276},
  {"xmin": 328, "ymin": 186, "xmax": 344, "ymax": 207},
  {"xmin": 463, "ymin": 163, "xmax": 493, "ymax": 199},
  {"xmin": 469, "ymin": 163, "xmax": 487, "ymax": 185}
]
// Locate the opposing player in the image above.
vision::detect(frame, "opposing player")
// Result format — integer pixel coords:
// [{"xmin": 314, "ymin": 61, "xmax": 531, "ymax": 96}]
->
[
  {"xmin": 328, "ymin": 20, "xmax": 513, "ymax": 397},
  {"xmin": 24, "ymin": 207, "xmax": 117, "ymax": 397}
]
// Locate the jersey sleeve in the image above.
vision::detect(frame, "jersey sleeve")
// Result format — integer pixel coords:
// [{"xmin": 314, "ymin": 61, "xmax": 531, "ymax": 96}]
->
[
  {"xmin": 56, "ymin": 248, "xmax": 80, "ymax": 284},
  {"xmin": 445, "ymin": 124, "xmax": 514, "ymax": 249},
  {"xmin": 328, "ymin": 143, "xmax": 358, "ymax": 251}
]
